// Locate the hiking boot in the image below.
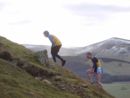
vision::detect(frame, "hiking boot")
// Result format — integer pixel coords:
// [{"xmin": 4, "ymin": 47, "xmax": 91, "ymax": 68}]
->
[{"xmin": 62, "ymin": 60, "xmax": 66, "ymax": 66}]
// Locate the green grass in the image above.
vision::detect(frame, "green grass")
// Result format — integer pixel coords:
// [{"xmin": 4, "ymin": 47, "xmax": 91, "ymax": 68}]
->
[
  {"xmin": 0, "ymin": 36, "xmax": 114, "ymax": 98},
  {"xmin": 64, "ymin": 55, "xmax": 130, "ymax": 76},
  {"xmin": 0, "ymin": 36, "xmax": 37, "ymax": 62},
  {"xmin": 0, "ymin": 59, "xmax": 80, "ymax": 98},
  {"xmin": 103, "ymin": 82, "xmax": 130, "ymax": 98},
  {"xmin": 103, "ymin": 61, "xmax": 130, "ymax": 76}
]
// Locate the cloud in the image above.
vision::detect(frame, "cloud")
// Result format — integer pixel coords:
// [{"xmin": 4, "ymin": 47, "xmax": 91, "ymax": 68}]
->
[
  {"xmin": 65, "ymin": 3, "xmax": 130, "ymax": 25},
  {"xmin": 67, "ymin": 3, "xmax": 130, "ymax": 12},
  {"xmin": 0, "ymin": 2, "xmax": 6, "ymax": 11},
  {"xmin": 9, "ymin": 20, "xmax": 31, "ymax": 25}
]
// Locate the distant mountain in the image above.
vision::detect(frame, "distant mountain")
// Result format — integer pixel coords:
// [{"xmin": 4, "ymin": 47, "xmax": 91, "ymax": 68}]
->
[
  {"xmin": 24, "ymin": 37, "xmax": 130, "ymax": 83},
  {"xmin": 79, "ymin": 37, "xmax": 130, "ymax": 61},
  {"xmin": 24, "ymin": 44, "xmax": 82, "ymax": 57},
  {"xmin": 64, "ymin": 37, "xmax": 130, "ymax": 83},
  {"xmin": 25, "ymin": 37, "xmax": 130, "ymax": 60}
]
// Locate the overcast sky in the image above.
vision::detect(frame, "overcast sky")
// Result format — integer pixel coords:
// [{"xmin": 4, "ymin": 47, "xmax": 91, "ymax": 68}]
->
[{"xmin": 0, "ymin": 0, "xmax": 130, "ymax": 47}]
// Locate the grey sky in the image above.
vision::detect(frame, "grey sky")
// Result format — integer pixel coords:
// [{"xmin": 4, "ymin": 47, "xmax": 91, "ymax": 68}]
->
[
  {"xmin": 66, "ymin": 3, "xmax": 130, "ymax": 25},
  {"xmin": 0, "ymin": 0, "xmax": 130, "ymax": 47}
]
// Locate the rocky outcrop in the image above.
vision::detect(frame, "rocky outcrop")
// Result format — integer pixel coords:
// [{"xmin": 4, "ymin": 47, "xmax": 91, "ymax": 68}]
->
[
  {"xmin": 0, "ymin": 51, "xmax": 13, "ymax": 61},
  {"xmin": 35, "ymin": 50, "xmax": 49, "ymax": 66},
  {"xmin": 16, "ymin": 59, "xmax": 60, "ymax": 79}
]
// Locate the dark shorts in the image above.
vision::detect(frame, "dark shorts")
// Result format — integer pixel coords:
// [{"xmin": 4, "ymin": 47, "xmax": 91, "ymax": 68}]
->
[
  {"xmin": 94, "ymin": 67, "xmax": 97, "ymax": 73},
  {"xmin": 51, "ymin": 45, "xmax": 61, "ymax": 56}
]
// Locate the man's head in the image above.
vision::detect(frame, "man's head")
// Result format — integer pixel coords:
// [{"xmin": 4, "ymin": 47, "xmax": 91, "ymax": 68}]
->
[
  {"xmin": 43, "ymin": 31, "xmax": 50, "ymax": 37},
  {"xmin": 86, "ymin": 52, "xmax": 93, "ymax": 59}
]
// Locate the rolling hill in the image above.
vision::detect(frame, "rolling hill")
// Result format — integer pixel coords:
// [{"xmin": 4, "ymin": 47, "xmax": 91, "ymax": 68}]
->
[
  {"xmin": 24, "ymin": 44, "xmax": 81, "ymax": 57},
  {"xmin": 77, "ymin": 37, "xmax": 130, "ymax": 79},
  {"xmin": 79, "ymin": 37, "xmax": 130, "ymax": 61},
  {"xmin": 103, "ymin": 82, "xmax": 130, "ymax": 98},
  {"xmin": 64, "ymin": 37, "xmax": 130, "ymax": 82},
  {"xmin": 25, "ymin": 37, "xmax": 130, "ymax": 83},
  {"xmin": 0, "ymin": 36, "xmax": 114, "ymax": 98}
]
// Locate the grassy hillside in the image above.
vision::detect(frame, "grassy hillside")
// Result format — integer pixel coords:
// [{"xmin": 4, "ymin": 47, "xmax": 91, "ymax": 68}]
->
[
  {"xmin": 103, "ymin": 82, "xmax": 130, "ymax": 98},
  {"xmin": 0, "ymin": 36, "xmax": 114, "ymax": 98},
  {"xmin": 64, "ymin": 56, "xmax": 130, "ymax": 82},
  {"xmin": 0, "ymin": 59, "xmax": 81, "ymax": 98},
  {"xmin": 103, "ymin": 61, "xmax": 130, "ymax": 76},
  {"xmin": 0, "ymin": 36, "xmax": 36, "ymax": 62}
]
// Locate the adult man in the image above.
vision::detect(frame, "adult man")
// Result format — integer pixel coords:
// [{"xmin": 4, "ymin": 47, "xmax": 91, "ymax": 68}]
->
[
  {"xmin": 43, "ymin": 31, "xmax": 66, "ymax": 66},
  {"xmin": 86, "ymin": 52, "xmax": 103, "ymax": 86}
]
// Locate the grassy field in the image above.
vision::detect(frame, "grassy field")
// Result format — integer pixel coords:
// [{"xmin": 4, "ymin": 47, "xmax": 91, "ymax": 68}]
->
[
  {"xmin": 103, "ymin": 82, "xmax": 130, "ymax": 98},
  {"xmin": 103, "ymin": 61, "xmax": 130, "ymax": 76}
]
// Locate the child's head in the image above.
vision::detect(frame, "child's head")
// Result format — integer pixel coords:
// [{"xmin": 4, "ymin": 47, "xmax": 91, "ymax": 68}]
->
[
  {"xmin": 86, "ymin": 52, "xmax": 92, "ymax": 59},
  {"xmin": 43, "ymin": 31, "xmax": 49, "ymax": 37}
]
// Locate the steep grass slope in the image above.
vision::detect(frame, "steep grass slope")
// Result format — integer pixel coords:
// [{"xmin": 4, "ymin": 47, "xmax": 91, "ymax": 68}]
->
[
  {"xmin": 0, "ymin": 36, "xmax": 114, "ymax": 98},
  {"xmin": 0, "ymin": 59, "xmax": 81, "ymax": 98}
]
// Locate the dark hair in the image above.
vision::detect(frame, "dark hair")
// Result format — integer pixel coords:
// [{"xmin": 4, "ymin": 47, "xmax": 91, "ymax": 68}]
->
[
  {"xmin": 44, "ymin": 30, "xmax": 49, "ymax": 34},
  {"xmin": 86, "ymin": 52, "xmax": 92, "ymax": 56}
]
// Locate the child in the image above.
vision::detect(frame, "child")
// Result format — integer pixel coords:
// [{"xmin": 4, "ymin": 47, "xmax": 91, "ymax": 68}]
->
[{"xmin": 86, "ymin": 52, "xmax": 103, "ymax": 86}]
